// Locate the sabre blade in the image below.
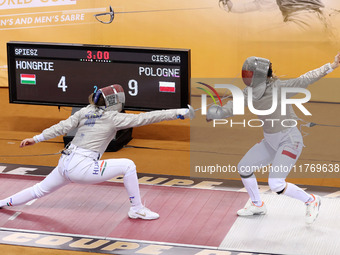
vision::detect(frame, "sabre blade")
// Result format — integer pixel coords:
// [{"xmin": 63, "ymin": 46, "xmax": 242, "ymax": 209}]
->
[{"xmin": 115, "ymin": 7, "xmax": 213, "ymax": 15}]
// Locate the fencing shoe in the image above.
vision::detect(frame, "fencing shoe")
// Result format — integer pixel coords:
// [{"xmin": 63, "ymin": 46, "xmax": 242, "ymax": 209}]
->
[
  {"xmin": 305, "ymin": 194, "xmax": 321, "ymax": 224},
  {"xmin": 128, "ymin": 207, "xmax": 159, "ymax": 220},
  {"xmin": 237, "ymin": 200, "xmax": 267, "ymax": 216}
]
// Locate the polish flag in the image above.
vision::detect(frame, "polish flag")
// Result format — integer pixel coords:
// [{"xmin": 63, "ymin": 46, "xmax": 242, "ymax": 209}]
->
[{"xmin": 159, "ymin": 82, "xmax": 175, "ymax": 93}]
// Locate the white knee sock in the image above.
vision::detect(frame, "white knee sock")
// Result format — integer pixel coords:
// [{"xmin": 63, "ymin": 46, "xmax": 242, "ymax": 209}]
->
[
  {"xmin": 0, "ymin": 187, "xmax": 36, "ymax": 207},
  {"xmin": 242, "ymin": 176, "xmax": 262, "ymax": 206},
  {"xmin": 284, "ymin": 183, "xmax": 313, "ymax": 203},
  {"xmin": 123, "ymin": 172, "xmax": 143, "ymax": 211}
]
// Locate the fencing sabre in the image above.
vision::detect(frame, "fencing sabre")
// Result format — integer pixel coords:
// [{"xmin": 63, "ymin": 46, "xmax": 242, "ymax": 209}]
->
[{"xmin": 94, "ymin": 6, "xmax": 213, "ymax": 24}]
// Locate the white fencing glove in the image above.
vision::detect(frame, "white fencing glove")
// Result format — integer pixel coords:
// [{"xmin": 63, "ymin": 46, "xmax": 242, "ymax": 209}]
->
[{"xmin": 206, "ymin": 104, "xmax": 231, "ymax": 122}]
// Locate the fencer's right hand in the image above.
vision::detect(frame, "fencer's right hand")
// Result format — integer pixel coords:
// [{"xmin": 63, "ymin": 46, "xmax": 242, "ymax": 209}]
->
[
  {"xmin": 176, "ymin": 105, "xmax": 195, "ymax": 120},
  {"xmin": 20, "ymin": 138, "xmax": 35, "ymax": 148},
  {"xmin": 206, "ymin": 104, "xmax": 229, "ymax": 122}
]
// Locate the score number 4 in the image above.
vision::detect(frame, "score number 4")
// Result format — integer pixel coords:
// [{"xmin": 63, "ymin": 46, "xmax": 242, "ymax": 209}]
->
[{"xmin": 58, "ymin": 76, "xmax": 67, "ymax": 92}]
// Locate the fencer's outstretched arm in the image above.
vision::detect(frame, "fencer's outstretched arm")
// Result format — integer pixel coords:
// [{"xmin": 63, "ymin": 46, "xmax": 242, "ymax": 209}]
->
[
  {"xmin": 19, "ymin": 107, "xmax": 192, "ymax": 148},
  {"xmin": 113, "ymin": 108, "xmax": 191, "ymax": 130}
]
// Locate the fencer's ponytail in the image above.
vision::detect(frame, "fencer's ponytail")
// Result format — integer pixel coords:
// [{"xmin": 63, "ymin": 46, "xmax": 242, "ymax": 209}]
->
[{"xmin": 267, "ymin": 63, "xmax": 278, "ymax": 80}]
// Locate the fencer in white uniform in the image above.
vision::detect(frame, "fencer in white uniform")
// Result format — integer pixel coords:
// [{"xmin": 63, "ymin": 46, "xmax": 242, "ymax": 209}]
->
[
  {"xmin": 0, "ymin": 84, "xmax": 193, "ymax": 220},
  {"xmin": 207, "ymin": 53, "xmax": 340, "ymax": 224}
]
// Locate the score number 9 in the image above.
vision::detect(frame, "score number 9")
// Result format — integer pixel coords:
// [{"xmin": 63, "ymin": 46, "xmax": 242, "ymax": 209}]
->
[{"xmin": 128, "ymin": 79, "xmax": 138, "ymax": 96}]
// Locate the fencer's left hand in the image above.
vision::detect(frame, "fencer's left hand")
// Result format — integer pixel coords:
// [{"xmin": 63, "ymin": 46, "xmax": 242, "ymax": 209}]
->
[
  {"xmin": 177, "ymin": 105, "xmax": 195, "ymax": 120},
  {"xmin": 331, "ymin": 52, "xmax": 340, "ymax": 70},
  {"xmin": 206, "ymin": 102, "xmax": 232, "ymax": 122},
  {"xmin": 20, "ymin": 138, "xmax": 35, "ymax": 148}
]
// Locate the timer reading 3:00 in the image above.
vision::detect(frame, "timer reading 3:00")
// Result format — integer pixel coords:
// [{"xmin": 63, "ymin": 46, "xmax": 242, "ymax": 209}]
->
[{"xmin": 87, "ymin": 50, "xmax": 110, "ymax": 60}]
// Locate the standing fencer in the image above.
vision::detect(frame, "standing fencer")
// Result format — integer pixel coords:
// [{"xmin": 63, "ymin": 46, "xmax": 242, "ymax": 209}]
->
[
  {"xmin": 0, "ymin": 84, "xmax": 193, "ymax": 220},
  {"xmin": 207, "ymin": 53, "xmax": 340, "ymax": 224}
]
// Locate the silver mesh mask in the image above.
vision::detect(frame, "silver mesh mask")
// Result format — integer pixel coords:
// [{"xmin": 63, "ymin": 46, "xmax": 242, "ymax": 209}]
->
[{"xmin": 242, "ymin": 56, "xmax": 271, "ymax": 100}]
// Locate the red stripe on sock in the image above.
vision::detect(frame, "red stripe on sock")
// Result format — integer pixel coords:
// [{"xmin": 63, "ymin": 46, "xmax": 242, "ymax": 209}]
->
[{"xmin": 282, "ymin": 150, "xmax": 297, "ymax": 159}]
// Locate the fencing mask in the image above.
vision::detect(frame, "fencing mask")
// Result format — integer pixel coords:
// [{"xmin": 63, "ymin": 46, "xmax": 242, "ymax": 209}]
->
[
  {"xmin": 242, "ymin": 56, "xmax": 271, "ymax": 100},
  {"xmin": 93, "ymin": 84, "xmax": 125, "ymax": 112}
]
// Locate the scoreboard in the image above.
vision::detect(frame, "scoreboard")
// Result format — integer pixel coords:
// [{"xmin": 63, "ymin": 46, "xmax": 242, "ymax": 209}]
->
[{"xmin": 7, "ymin": 41, "xmax": 191, "ymax": 111}]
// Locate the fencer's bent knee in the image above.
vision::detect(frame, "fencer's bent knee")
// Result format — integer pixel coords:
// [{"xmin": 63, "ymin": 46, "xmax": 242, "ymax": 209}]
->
[
  {"xmin": 237, "ymin": 162, "xmax": 254, "ymax": 178},
  {"xmin": 123, "ymin": 159, "xmax": 136, "ymax": 177},
  {"xmin": 268, "ymin": 178, "xmax": 286, "ymax": 193}
]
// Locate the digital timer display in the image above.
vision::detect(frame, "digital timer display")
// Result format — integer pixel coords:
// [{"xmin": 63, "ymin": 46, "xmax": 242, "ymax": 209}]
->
[
  {"xmin": 86, "ymin": 50, "xmax": 110, "ymax": 60},
  {"xmin": 7, "ymin": 41, "xmax": 190, "ymax": 111}
]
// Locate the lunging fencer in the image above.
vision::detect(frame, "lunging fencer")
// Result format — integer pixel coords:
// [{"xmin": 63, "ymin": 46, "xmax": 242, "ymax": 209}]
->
[
  {"xmin": 207, "ymin": 53, "xmax": 340, "ymax": 224},
  {"xmin": 0, "ymin": 84, "xmax": 193, "ymax": 220}
]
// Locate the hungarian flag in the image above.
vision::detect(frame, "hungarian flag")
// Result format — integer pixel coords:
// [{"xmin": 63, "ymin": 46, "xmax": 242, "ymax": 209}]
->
[
  {"xmin": 20, "ymin": 74, "xmax": 36, "ymax": 85},
  {"xmin": 159, "ymin": 81, "xmax": 175, "ymax": 93}
]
